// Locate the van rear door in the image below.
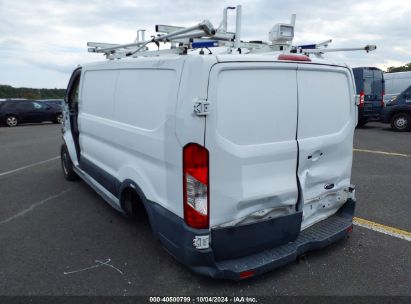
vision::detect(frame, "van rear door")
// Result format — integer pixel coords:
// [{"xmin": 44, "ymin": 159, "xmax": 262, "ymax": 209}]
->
[
  {"xmin": 205, "ymin": 62, "xmax": 300, "ymax": 228},
  {"xmin": 364, "ymin": 68, "xmax": 384, "ymax": 109},
  {"xmin": 296, "ymin": 64, "xmax": 356, "ymax": 229}
]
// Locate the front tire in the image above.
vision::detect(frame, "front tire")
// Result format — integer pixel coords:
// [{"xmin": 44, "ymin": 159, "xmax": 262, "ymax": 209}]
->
[
  {"xmin": 390, "ymin": 113, "xmax": 411, "ymax": 132},
  {"xmin": 61, "ymin": 144, "xmax": 79, "ymax": 181},
  {"xmin": 6, "ymin": 115, "xmax": 18, "ymax": 127}
]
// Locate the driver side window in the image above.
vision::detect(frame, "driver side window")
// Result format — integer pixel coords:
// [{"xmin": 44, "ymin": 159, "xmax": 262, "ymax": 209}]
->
[
  {"xmin": 65, "ymin": 68, "xmax": 81, "ymax": 111},
  {"xmin": 69, "ymin": 76, "xmax": 80, "ymax": 107}
]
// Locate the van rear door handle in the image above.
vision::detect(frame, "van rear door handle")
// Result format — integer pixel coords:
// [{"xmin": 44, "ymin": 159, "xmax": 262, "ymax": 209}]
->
[{"xmin": 307, "ymin": 151, "xmax": 323, "ymax": 161}]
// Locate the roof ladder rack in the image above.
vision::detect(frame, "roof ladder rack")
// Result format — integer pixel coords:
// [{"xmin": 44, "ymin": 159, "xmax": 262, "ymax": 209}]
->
[{"xmin": 87, "ymin": 5, "xmax": 377, "ymax": 60}]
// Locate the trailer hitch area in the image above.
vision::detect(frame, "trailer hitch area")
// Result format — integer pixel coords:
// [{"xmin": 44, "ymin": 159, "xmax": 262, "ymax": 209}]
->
[{"xmin": 296, "ymin": 253, "xmax": 307, "ymax": 264}]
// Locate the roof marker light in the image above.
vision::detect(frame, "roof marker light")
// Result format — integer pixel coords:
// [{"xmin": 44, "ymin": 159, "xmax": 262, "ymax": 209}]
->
[{"xmin": 278, "ymin": 54, "xmax": 311, "ymax": 62}]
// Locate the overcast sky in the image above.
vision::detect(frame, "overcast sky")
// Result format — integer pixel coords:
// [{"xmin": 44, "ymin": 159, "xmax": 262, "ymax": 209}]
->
[{"xmin": 0, "ymin": 0, "xmax": 410, "ymax": 89}]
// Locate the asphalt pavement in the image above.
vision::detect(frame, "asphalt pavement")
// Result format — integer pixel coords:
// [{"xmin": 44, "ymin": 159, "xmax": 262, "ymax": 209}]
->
[{"xmin": 0, "ymin": 122, "xmax": 410, "ymax": 296}]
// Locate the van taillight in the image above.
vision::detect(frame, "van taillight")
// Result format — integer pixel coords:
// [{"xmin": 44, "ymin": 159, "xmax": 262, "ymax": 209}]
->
[
  {"xmin": 381, "ymin": 90, "xmax": 385, "ymax": 107},
  {"xmin": 183, "ymin": 143, "xmax": 209, "ymax": 229},
  {"xmin": 359, "ymin": 91, "xmax": 365, "ymax": 108}
]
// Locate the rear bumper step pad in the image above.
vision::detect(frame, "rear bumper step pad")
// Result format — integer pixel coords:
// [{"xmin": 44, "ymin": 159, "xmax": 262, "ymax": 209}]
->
[{"xmin": 216, "ymin": 214, "xmax": 352, "ymax": 279}]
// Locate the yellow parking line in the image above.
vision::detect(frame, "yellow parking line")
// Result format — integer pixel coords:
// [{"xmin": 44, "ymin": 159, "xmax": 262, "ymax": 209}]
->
[
  {"xmin": 353, "ymin": 148, "xmax": 409, "ymax": 157},
  {"xmin": 353, "ymin": 217, "xmax": 411, "ymax": 241}
]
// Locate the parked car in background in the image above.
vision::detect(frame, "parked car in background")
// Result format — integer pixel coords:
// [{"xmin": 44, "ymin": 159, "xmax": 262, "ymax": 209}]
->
[
  {"xmin": 382, "ymin": 83, "xmax": 411, "ymax": 131},
  {"xmin": 383, "ymin": 71, "xmax": 411, "ymax": 105},
  {"xmin": 0, "ymin": 99, "xmax": 63, "ymax": 127},
  {"xmin": 39, "ymin": 99, "xmax": 64, "ymax": 108},
  {"xmin": 352, "ymin": 67, "xmax": 385, "ymax": 127}
]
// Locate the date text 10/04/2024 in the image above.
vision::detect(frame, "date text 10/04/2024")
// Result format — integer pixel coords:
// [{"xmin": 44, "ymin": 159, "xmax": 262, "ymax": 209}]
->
[{"xmin": 149, "ymin": 296, "xmax": 258, "ymax": 303}]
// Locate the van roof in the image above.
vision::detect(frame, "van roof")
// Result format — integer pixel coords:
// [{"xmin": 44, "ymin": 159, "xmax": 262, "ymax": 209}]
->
[
  {"xmin": 383, "ymin": 71, "xmax": 411, "ymax": 79},
  {"xmin": 216, "ymin": 53, "xmax": 347, "ymax": 66},
  {"xmin": 81, "ymin": 52, "xmax": 348, "ymax": 70},
  {"xmin": 353, "ymin": 66, "xmax": 382, "ymax": 70}
]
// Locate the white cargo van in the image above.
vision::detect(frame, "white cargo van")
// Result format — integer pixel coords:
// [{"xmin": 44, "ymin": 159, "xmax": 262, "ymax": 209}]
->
[{"xmin": 61, "ymin": 8, "xmax": 364, "ymax": 280}]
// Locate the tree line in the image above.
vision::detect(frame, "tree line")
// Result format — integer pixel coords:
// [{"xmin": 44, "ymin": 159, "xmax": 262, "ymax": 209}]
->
[
  {"xmin": 386, "ymin": 62, "xmax": 411, "ymax": 73},
  {"xmin": 0, "ymin": 85, "xmax": 66, "ymax": 99}
]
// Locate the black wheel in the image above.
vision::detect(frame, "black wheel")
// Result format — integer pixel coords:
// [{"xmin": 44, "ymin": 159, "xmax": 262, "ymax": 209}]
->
[
  {"xmin": 390, "ymin": 112, "xmax": 411, "ymax": 132},
  {"xmin": 122, "ymin": 190, "xmax": 137, "ymax": 218},
  {"xmin": 356, "ymin": 119, "xmax": 367, "ymax": 128},
  {"xmin": 356, "ymin": 111, "xmax": 367, "ymax": 128},
  {"xmin": 6, "ymin": 115, "xmax": 18, "ymax": 127},
  {"xmin": 54, "ymin": 113, "xmax": 64, "ymax": 124},
  {"xmin": 121, "ymin": 189, "xmax": 148, "ymax": 222},
  {"xmin": 61, "ymin": 144, "xmax": 79, "ymax": 181}
]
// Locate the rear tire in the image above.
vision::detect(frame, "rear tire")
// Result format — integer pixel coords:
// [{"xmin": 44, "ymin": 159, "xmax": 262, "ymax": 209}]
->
[
  {"xmin": 122, "ymin": 189, "xmax": 148, "ymax": 222},
  {"xmin": 356, "ymin": 119, "xmax": 367, "ymax": 128},
  {"xmin": 61, "ymin": 144, "xmax": 79, "ymax": 181},
  {"xmin": 54, "ymin": 113, "xmax": 64, "ymax": 124},
  {"xmin": 6, "ymin": 115, "xmax": 18, "ymax": 127},
  {"xmin": 390, "ymin": 113, "xmax": 411, "ymax": 132}
]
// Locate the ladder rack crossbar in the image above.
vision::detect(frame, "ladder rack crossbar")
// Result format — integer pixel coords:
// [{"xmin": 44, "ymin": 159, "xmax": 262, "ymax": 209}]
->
[
  {"xmin": 92, "ymin": 20, "xmax": 218, "ymax": 55},
  {"xmin": 297, "ymin": 45, "xmax": 377, "ymax": 54}
]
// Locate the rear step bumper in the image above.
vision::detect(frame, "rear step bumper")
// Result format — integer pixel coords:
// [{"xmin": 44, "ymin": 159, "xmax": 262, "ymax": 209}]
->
[
  {"xmin": 359, "ymin": 107, "xmax": 382, "ymax": 120},
  {"xmin": 216, "ymin": 210, "xmax": 353, "ymax": 280},
  {"xmin": 147, "ymin": 199, "xmax": 355, "ymax": 280}
]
